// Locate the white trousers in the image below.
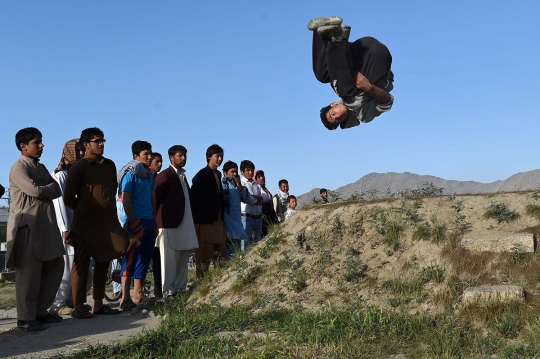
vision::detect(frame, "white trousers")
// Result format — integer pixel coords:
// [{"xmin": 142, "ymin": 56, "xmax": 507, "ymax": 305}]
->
[
  {"xmin": 159, "ymin": 238, "xmax": 190, "ymax": 296},
  {"xmin": 51, "ymin": 244, "xmax": 74, "ymax": 308}
]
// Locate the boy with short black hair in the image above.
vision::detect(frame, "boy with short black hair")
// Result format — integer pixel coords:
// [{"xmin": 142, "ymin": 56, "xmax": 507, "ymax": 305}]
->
[
  {"xmin": 240, "ymin": 160, "xmax": 270, "ymax": 243},
  {"xmin": 150, "ymin": 152, "xmax": 163, "ymax": 176},
  {"xmin": 309, "ymin": 16, "xmax": 394, "ymax": 130},
  {"xmin": 320, "ymin": 188, "xmax": 329, "ymax": 203},
  {"xmin": 118, "ymin": 140, "xmax": 157, "ymax": 309},
  {"xmin": 149, "ymin": 151, "xmax": 163, "ymax": 297},
  {"xmin": 7, "ymin": 127, "xmax": 64, "ymax": 332},
  {"xmin": 285, "ymin": 195, "xmax": 297, "ymax": 220},
  {"xmin": 273, "ymin": 179, "xmax": 289, "ymax": 222},
  {"xmin": 191, "ymin": 144, "xmax": 226, "ymax": 278}
]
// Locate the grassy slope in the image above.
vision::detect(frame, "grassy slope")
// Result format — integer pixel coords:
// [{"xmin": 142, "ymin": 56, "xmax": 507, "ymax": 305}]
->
[{"xmin": 59, "ymin": 191, "xmax": 540, "ymax": 358}]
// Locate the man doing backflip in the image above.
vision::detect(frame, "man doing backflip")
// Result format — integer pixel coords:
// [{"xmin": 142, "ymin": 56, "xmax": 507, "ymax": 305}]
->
[{"xmin": 309, "ymin": 16, "xmax": 394, "ymax": 130}]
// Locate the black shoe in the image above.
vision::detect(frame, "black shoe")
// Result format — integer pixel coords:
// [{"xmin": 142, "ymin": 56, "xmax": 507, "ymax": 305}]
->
[
  {"xmin": 37, "ymin": 313, "xmax": 63, "ymax": 324},
  {"xmin": 17, "ymin": 320, "xmax": 48, "ymax": 332},
  {"xmin": 154, "ymin": 286, "xmax": 163, "ymax": 298}
]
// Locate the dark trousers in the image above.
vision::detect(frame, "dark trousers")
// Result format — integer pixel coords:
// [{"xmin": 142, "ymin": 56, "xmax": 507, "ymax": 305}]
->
[
  {"xmin": 312, "ymin": 32, "xmax": 392, "ymax": 99},
  {"xmin": 152, "ymin": 247, "xmax": 162, "ymax": 288},
  {"xmin": 13, "ymin": 227, "xmax": 64, "ymax": 321},
  {"xmin": 194, "ymin": 240, "xmax": 226, "ymax": 278},
  {"xmin": 71, "ymin": 244, "xmax": 109, "ymax": 306}
]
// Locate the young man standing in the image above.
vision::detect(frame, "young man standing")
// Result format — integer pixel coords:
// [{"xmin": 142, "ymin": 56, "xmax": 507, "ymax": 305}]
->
[
  {"xmin": 273, "ymin": 179, "xmax": 289, "ymax": 222},
  {"xmin": 154, "ymin": 145, "xmax": 198, "ymax": 296},
  {"xmin": 49, "ymin": 139, "xmax": 86, "ymax": 316},
  {"xmin": 65, "ymin": 127, "xmax": 137, "ymax": 319},
  {"xmin": 149, "ymin": 151, "xmax": 163, "ymax": 297},
  {"xmin": 7, "ymin": 127, "xmax": 64, "ymax": 332},
  {"xmin": 240, "ymin": 160, "xmax": 270, "ymax": 244},
  {"xmin": 118, "ymin": 140, "xmax": 157, "ymax": 309},
  {"xmin": 309, "ymin": 16, "xmax": 394, "ymax": 130},
  {"xmin": 191, "ymin": 144, "xmax": 226, "ymax": 278}
]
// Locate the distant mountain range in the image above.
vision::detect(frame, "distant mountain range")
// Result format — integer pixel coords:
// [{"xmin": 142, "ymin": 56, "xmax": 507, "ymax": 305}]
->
[{"xmin": 298, "ymin": 170, "xmax": 540, "ymax": 206}]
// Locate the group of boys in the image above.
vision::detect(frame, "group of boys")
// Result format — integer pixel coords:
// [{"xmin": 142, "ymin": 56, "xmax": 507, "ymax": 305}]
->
[{"xmin": 5, "ymin": 126, "xmax": 301, "ymax": 333}]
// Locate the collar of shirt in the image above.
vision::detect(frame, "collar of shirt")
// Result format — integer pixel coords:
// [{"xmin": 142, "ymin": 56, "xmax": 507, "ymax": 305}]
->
[
  {"xmin": 83, "ymin": 156, "xmax": 105, "ymax": 165},
  {"xmin": 170, "ymin": 165, "xmax": 187, "ymax": 181},
  {"xmin": 19, "ymin": 155, "xmax": 39, "ymax": 166}
]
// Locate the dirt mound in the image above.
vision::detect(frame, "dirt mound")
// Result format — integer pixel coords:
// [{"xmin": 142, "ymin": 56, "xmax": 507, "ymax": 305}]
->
[{"xmin": 189, "ymin": 191, "xmax": 540, "ymax": 314}]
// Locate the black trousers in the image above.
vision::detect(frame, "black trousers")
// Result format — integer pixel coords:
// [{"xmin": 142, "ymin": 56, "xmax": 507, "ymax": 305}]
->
[
  {"xmin": 312, "ymin": 32, "xmax": 392, "ymax": 99},
  {"xmin": 152, "ymin": 247, "xmax": 162, "ymax": 288}
]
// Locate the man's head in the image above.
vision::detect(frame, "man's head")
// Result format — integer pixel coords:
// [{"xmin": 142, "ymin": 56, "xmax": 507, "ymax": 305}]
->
[
  {"xmin": 206, "ymin": 144, "xmax": 224, "ymax": 170},
  {"xmin": 240, "ymin": 160, "xmax": 255, "ymax": 181},
  {"xmin": 75, "ymin": 142, "xmax": 85, "ymax": 161},
  {"xmin": 223, "ymin": 160, "xmax": 238, "ymax": 178},
  {"xmin": 131, "ymin": 140, "xmax": 152, "ymax": 168},
  {"xmin": 320, "ymin": 188, "xmax": 328, "ymax": 199},
  {"xmin": 320, "ymin": 101, "xmax": 349, "ymax": 130},
  {"xmin": 16, "ymin": 127, "xmax": 43, "ymax": 159},
  {"xmin": 56, "ymin": 138, "xmax": 84, "ymax": 172},
  {"xmin": 80, "ymin": 127, "xmax": 105, "ymax": 157},
  {"xmin": 287, "ymin": 195, "xmax": 297, "ymax": 210},
  {"xmin": 168, "ymin": 145, "xmax": 187, "ymax": 170},
  {"xmin": 150, "ymin": 152, "xmax": 163, "ymax": 174},
  {"xmin": 278, "ymin": 179, "xmax": 289, "ymax": 193}
]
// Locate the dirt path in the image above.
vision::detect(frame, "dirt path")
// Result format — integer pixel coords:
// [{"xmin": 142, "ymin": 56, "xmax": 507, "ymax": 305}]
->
[{"xmin": 0, "ymin": 297, "xmax": 161, "ymax": 359}]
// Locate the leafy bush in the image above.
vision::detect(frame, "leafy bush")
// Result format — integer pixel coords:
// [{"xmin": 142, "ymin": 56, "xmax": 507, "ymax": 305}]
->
[{"xmin": 483, "ymin": 201, "xmax": 521, "ymax": 224}]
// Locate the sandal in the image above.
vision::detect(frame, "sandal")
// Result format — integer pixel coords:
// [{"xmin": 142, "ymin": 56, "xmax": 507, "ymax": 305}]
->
[
  {"xmin": 93, "ymin": 305, "xmax": 121, "ymax": 315},
  {"xmin": 136, "ymin": 296, "xmax": 150, "ymax": 305},
  {"xmin": 71, "ymin": 307, "xmax": 94, "ymax": 319},
  {"xmin": 120, "ymin": 299, "xmax": 137, "ymax": 311}
]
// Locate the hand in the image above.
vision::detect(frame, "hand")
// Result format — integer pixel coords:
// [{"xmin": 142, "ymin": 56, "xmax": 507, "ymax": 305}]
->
[
  {"xmin": 64, "ymin": 231, "xmax": 74, "ymax": 245},
  {"xmin": 234, "ymin": 176, "xmax": 242, "ymax": 188},
  {"xmin": 125, "ymin": 219, "xmax": 144, "ymax": 240},
  {"xmin": 355, "ymin": 72, "xmax": 372, "ymax": 91}
]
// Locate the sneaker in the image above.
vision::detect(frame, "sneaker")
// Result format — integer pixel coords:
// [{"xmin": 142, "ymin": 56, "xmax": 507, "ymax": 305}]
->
[
  {"xmin": 37, "ymin": 313, "xmax": 63, "ymax": 324},
  {"xmin": 307, "ymin": 16, "xmax": 343, "ymax": 31},
  {"xmin": 337, "ymin": 26, "xmax": 351, "ymax": 42},
  {"xmin": 50, "ymin": 305, "xmax": 73, "ymax": 316},
  {"xmin": 17, "ymin": 320, "xmax": 48, "ymax": 332},
  {"xmin": 120, "ymin": 299, "xmax": 137, "ymax": 311},
  {"xmin": 318, "ymin": 25, "xmax": 351, "ymax": 42},
  {"xmin": 317, "ymin": 25, "xmax": 343, "ymax": 39}
]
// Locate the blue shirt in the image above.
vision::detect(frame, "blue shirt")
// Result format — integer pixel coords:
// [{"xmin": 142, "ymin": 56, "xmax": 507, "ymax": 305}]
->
[{"xmin": 120, "ymin": 171, "xmax": 154, "ymax": 221}]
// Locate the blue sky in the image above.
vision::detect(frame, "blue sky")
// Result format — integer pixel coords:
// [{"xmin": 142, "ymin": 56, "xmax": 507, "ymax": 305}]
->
[{"xmin": 1, "ymin": 0, "xmax": 539, "ymax": 201}]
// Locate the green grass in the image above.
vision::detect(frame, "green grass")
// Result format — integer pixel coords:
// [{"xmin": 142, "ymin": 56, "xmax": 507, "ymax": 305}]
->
[
  {"xmin": 382, "ymin": 221, "xmax": 403, "ymax": 250},
  {"xmin": 55, "ymin": 295, "xmax": 540, "ymax": 359},
  {"xmin": 483, "ymin": 201, "xmax": 521, "ymax": 224},
  {"xmin": 525, "ymin": 203, "xmax": 540, "ymax": 222},
  {"xmin": 0, "ymin": 280, "xmax": 16, "ymax": 310}
]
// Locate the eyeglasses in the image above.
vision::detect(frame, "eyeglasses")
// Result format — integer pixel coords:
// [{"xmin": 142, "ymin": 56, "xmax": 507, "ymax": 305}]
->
[{"xmin": 89, "ymin": 139, "xmax": 106, "ymax": 144}]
